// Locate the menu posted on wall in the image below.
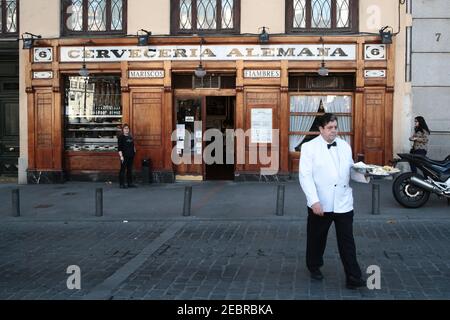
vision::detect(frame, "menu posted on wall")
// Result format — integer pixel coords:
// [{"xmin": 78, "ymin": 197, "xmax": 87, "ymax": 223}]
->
[{"xmin": 251, "ymin": 108, "xmax": 273, "ymax": 143}]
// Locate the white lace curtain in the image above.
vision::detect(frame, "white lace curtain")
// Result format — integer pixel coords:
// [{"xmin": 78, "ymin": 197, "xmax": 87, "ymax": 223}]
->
[
  {"xmin": 323, "ymin": 95, "xmax": 352, "ymax": 144},
  {"xmin": 289, "ymin": 96, "xmax": 322, "ymax": 152},
  {"xmin": 289, "ymin": 95, "xmax": 352, "ymax": 151}
]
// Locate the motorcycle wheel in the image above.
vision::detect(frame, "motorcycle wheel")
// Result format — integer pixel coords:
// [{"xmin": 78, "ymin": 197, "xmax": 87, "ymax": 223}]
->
[{"xmin": 392, "ymin": 172, "xmax": 430, "ymax": 208}]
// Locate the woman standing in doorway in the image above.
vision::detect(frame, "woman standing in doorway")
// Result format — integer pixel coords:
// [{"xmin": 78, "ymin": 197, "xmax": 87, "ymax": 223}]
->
[
  {"xmin": 409, "ymin": 116, "xmax": 431, "ymax": 173},
  {"xmin": 118, "ymin": 124, "xmax": 137, "ymax": 188}
]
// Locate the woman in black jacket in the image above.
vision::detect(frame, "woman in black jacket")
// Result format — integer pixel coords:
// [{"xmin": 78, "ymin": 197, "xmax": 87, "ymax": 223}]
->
[{"xmin": 118, "ymin": 124, "xmax": 137, "ymax": 188}]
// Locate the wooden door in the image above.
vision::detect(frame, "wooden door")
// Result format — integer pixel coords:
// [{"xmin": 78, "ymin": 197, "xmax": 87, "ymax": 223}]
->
[{"xmin": 131, "ymin": 90, "xmax": 164, "ymax": 171}]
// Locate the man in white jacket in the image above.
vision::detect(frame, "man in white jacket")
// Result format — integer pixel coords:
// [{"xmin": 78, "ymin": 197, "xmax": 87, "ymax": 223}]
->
[{"xmin": 299, "ymin": 113, "xmax": 365, "ymax": 289}]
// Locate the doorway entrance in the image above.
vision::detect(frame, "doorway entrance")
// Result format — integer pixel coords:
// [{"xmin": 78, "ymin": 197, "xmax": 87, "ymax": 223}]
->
[
  {"xmin": 0, "ymin": 42, "xmax": 19, "ymax": 177},
  {"xmin": 174, "ymin": 96, "xmax": 235, "ymax": 181},
  {"xmin": 205, "ymin": 96, "xmax": 235, "ymax": 180}
]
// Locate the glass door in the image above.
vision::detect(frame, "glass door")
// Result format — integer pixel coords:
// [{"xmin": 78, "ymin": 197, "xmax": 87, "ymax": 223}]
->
[{"xmin": 174, "ymin": 98, "xmax": 204, "ymax": 177}]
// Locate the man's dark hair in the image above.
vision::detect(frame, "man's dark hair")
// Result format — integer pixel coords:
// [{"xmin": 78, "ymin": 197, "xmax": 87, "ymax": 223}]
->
[{"xmin": 318, "ymin": 113, "xmax": 338, "ymax": 128}]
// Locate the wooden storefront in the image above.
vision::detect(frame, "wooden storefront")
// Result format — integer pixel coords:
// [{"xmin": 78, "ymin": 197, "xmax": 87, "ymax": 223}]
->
[{"xmin": 25, "ymin": 35, "xmax": 394, "ymax": 183}]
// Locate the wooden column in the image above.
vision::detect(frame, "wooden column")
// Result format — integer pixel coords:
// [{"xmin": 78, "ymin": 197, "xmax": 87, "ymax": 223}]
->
[
  {"xmin": 354, "ymin": 38, "xmax": 365, "ymax": 160},
  {"xmin": 279, "ymin": 60, "xmax": 289, "ymax": 174},
  {"xmin": 163, "ymin": 60, "xmax": 174, "ymax": 172},
  {"xmin": 121, "ymin": 61, "xmax": 130, "ymax": 125},
  {"xmin": 385, "ymin": 38, "xmax": 396, "ymax": 165},
  {"xmin": 235, "ymin": 60, "xmax": 244, "ymax": 173},
  {"xmin": 52, "ymin": 41, "xmax": 63, "ymax": 171}
]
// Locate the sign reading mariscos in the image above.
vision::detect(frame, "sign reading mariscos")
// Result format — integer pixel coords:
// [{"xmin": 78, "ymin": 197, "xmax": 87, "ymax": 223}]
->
[{"xmin": 60, "ymin": 44, "xmax": 356, "ymax": 62}]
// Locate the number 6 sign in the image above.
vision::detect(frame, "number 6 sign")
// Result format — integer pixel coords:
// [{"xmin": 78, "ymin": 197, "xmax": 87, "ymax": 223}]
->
[{"xmin": 365, "ymin": 44, "xmax": 386, "ymax": 60}]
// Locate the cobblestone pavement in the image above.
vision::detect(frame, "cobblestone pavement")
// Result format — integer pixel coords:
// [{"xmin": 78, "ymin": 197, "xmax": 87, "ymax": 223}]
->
[{"xmin": 1, "ymin": 218, "xmax": 450, "ymax": 300}]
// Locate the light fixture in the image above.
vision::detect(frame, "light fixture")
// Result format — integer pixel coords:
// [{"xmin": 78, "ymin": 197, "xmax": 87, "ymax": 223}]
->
[
  {"xmin": 137, "ymin": 29, "xmax": 151, "ymax": 46},
  {"xmin": 79, "ymin": 44, "xmax": 89, "ymax": 77},
  {"xmin": 21, "ymin": 32, "xmax": 41, "ymax": 49},
  {"xmin": 318, "ymin": 61, "xmax": 329, "ymax": 77},
  {"xmin": 194, "ymin": 38, "xmax": 206, "ymax": 78},
  {"xmin": 259, "ymin": 26, "xmax": 269, "ymax": 44},
  {"xmin": 318, "ymin": 37, "xmax": 329, "ymax": 77},
  {"xmin": 379, "ymin": 26, "xmax": 393, "ymax": 44}
]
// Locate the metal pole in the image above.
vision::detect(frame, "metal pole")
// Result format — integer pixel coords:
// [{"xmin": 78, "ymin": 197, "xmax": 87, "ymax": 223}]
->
[
  {"xmin": 183, "ymin": 185, "xmax": 192, "ymax": 216},
  {"xmin": 95, "ymin": 188, "xmax": 103, "ymax": 217},
  {"xmin": 372, "ymin": 183, "xmax": 380, "ymax": 215},
  {"xmin": 12, "ymin": 189, "xmax": 20, "ymax": 217},
  {"xmin": 276, "ymin": 184, "xmax": 285, "ymax": 216}
]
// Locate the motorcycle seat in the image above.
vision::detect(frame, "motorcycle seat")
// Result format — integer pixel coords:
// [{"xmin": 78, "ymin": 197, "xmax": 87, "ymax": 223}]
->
[{"xmin": 419, "ymin": 155, "xmax": 450, "ymax": 167}]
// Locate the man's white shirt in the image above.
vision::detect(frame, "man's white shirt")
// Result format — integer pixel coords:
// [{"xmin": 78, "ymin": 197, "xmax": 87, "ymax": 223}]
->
[{"xmin": 299, "ymin": 135, "xmax": 354, "ymax": 213}]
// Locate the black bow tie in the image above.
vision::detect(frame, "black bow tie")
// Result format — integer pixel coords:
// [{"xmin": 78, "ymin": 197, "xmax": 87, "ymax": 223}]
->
[{"xmin": 327, "ymin": 141, "xmax": 337, "ymax": 149}]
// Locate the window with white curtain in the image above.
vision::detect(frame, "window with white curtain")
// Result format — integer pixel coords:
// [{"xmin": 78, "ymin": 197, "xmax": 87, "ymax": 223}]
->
[{"xmin": 289, "ymin": 95, "xmax": 353, "ymax": 152}]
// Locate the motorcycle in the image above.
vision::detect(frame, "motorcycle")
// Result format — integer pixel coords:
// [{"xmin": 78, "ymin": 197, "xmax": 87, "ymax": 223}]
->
[{"xmin": 392, "ymin": 153, "xmax": 450, "ymax": 208}]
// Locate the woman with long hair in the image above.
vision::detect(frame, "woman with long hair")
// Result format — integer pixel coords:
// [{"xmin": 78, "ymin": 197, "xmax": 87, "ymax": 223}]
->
[
  {"xmin": 409, "ymin": 116, "xmax": 430, "ymax": 173},
  {"xmin": 118, "ymin": 124, "xmax": 137, "ymax": 188}
]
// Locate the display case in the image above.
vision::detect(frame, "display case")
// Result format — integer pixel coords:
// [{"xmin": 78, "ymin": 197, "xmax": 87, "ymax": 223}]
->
[{"xmin": 64, "ymin": 75, "xmax": 122, "ymax": 152}]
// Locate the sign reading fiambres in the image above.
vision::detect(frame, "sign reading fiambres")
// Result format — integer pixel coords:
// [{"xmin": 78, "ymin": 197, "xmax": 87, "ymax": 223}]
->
[
  {"xmin": 244, "ymin": 70, "xmax": 281, "ymax": 78},
  {"xmin": 60, "ymin": 44, "xmax": 356, "ymax": 62}
]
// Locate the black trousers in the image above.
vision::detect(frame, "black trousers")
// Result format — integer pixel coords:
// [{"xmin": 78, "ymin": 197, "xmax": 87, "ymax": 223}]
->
[
  {"xmin": 306, "ymin": 207, "xmax": 362, "ymax": 279},
  {"xmin": 119, "ymin": 156, "xmax": 134, "ymax": 186},
  {"xmin": 410, "ymin": 149, "xmax": 427, "ymax": 173}
]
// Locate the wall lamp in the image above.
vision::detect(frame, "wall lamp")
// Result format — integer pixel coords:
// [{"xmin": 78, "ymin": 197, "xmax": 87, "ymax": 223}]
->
[
  {"xmin": 259, "ymin": 26, "xmax": 269, "ymax": 44},
  {"xmin": 21, "ymin": 32, "xmax": 42, "ymax": 49},
  {"xmin": 379, "ymin": 0, "xmax": 406, "ymax": 44},
  {"xmin": 137, "ymin": 29, "xmax": 151, "ymax": 46},
  {"xmin": 379, "ymin": 26, "xmax": 393, "ymax": 44}
]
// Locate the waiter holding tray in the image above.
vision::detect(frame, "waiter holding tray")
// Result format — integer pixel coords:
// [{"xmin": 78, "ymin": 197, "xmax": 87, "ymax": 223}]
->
[{"xmin": 299, "ymin": 113, "xmax": 366, "ymax": 290}]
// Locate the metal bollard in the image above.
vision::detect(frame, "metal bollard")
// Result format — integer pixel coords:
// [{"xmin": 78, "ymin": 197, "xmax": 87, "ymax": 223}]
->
[
  {"xmin": 95, "ymin": 188, "xmax": 103, "ymax": 217},
  {"xmin": 12, "ymin": 189, "xmax": 20, "ymax": 217},
  {"xmin": 371, "ymin": 183, "xmax": 380, "ymax": 215},
  {"xmin": 183, "ymin": 185, "xmax": 192, "ymax": 216},
  {"xmin": 276, "ymin": 184, "xmax": 285, "ymax": 216}
]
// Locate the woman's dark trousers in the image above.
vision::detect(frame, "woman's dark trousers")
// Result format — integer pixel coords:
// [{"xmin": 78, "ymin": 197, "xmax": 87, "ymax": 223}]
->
[
  {"xmin": 410, "ymin": 149, "xmax": 427, "ymax": 173},
  {"xmin": 119, "ymin": 156, "xmax": 134, "ymax": 186}
]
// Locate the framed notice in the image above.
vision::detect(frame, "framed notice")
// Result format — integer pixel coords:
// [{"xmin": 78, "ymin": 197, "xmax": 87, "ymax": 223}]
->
[
  {"xmin": 176, "ymin": 124, "xmax": 185, "ymax": 139},
  {"xmin": 251, "ymin": 108, "xmax": 272, "ymax": 143}
]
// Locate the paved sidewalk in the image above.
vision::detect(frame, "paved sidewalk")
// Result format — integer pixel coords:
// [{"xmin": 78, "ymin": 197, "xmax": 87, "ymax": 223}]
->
[
  {"xmin": 0, "ymin": 219, "xmax": 449, "ymax": 300},
  {"xmin": 1, "ymin": 180, "xmax": 449, "ymax": 300},
  {"xmin": 1, "ymin": 180, "xmax": 449, "ymax": 221}
]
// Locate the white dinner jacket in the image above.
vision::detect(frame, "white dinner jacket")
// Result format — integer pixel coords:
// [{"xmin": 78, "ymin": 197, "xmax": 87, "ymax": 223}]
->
[{"xmin": 299, "ymin": 135, "xmax": 354, "ymax": 213}]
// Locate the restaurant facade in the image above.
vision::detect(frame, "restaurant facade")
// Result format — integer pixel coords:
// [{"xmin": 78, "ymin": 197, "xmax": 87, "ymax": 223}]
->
[{"xmin": 14, "ymin": 0, "xmax": 410, "ymax": 183}]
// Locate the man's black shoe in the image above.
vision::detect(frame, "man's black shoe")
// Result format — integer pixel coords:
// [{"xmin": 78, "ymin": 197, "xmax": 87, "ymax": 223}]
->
[
  {"xmin": 119, "ymin": 185, "xmax": 127, "ymax": 189},
  {"xmin": 310, "ymin": 269, "xmax": 324, "ymax": 281},
  {"xmin": 128, "ymin": 184, "xmax": 137, "ymax": 188},
  {"xmin": 346, "ymin": 276, "xmax": 366, "ymax": 289}
]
